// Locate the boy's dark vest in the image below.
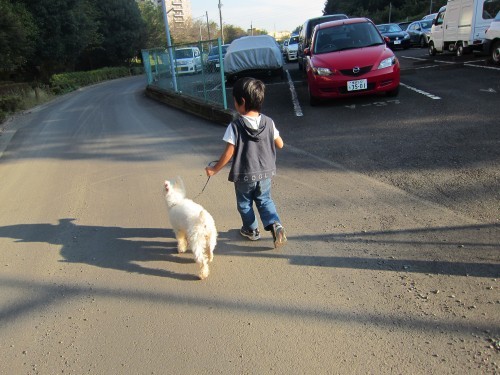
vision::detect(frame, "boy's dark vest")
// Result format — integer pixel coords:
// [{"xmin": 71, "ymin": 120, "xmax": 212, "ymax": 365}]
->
[{"xmin": 228, "ymin": 115, "xmax": 276, "ymax": 183}]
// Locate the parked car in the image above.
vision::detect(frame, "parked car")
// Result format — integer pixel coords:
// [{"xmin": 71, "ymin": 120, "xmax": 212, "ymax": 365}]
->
[
  {"xmin": 282, "ymin": 39, "xmax": 289, "ymax": 57},
  {"xmin": 398, "ymin": 21, "xmax": 412, "ymax": 31},
  {"xmin": 224, "ymin": 35, "xmax": 284, "ymax": 81},
  {"xmin": 406, "ymin": 19, "xmax": 433, "ymax": 47},
  {"xmin": 305, "ymin": 17, "xmax": 400, "ymax": 105},
  {"xmin": 423, "ymin": 5, "xmax": 447, "ymax": 20},
  {"xmin": 484, "ymin": 9, "xmax": 500, "ymax": 63},
  {"xmin": 422, "ymin": 13, "xmax": 437, "ymax": 20},
  {"xmin": 376, "ymin": 23, "xmax": 411, "ymax": 49},
  {"xmin": 284, "ymin": 35, "xmax": 299, "ymax": 62},
  {"xmin": 205, "ymin": 44, "xmax": 229, "ymax": 72},
  {"xmin": 174, "ymin": 47, "xmax": 202, "ymax": 75},
  {"xmin": 297, "ymin": 14, "xmax": 349, "ymax": 71}
]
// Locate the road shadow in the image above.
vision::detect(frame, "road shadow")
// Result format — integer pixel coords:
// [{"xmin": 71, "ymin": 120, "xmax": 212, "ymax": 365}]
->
[
  {"xmin": 216, "ymin": 223, "xmax": 500, "ymax": 278},
  {"xmin": 0, "ymin": 220, "xmax": 498, "ymax": 279},
  {"xmin": 0, "ymin": 218, "xmax": 201, "ymax": 281}
]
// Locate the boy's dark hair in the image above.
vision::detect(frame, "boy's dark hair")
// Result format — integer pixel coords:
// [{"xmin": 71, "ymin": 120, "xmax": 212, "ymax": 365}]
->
[{"xmin": 232, "ymin": 77, "xmax": 265, "ymax": 112}]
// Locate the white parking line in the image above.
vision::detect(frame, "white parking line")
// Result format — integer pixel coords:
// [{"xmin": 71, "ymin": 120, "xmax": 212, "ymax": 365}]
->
[
  {"xmin": 400, "ymin": 82, "xmax": 441, "ymax": 99},
  {"xmin": 415, "ymin": 65, "xmax": 440, "ymax": 69},
  {"xmin": 465, "ymin": 63, "xmax": 500, "ymax": 71},
  {"xmin": 400, "ymin": 56, "xmax": 428, "ymax": 61},
  {"xmin": 286, "ymin": 70, "xmax": 303, "ymax": 117}
]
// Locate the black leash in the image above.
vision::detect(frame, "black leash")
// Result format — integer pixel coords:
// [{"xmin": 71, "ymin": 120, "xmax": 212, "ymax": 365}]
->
[{"xmin": 193, "ymin": 160, "xmax": 219, "ymax": 199}]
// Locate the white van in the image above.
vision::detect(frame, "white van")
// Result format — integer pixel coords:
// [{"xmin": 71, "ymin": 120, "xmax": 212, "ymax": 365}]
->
[
  {"xmin": 174, "ymin": 47, "xmax": 202, "ymax": 75},
  {"xmin": 428, "ymin": 0, "xmax": 500, "ymax": 56}
]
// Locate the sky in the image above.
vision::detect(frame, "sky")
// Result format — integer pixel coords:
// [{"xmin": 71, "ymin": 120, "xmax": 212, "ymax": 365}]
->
[{"xmin": 189, "ymin": 0, "xmax": 328, "ymax": 34}]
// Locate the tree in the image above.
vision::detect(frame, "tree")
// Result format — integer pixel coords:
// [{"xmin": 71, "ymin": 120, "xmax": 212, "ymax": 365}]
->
[
  {"xmin": 138, "ymin": 1, "xmax": 166, "ymax": 49},
  {"xmin": 0, "ymin": 0, "xmax": 37, "ymax": 80},
  {"xmin": 223, "ymin": 25, "xmax": 247, "ymax": 44},
  {"xmin": 88, "ymin": 0, "xmax": 146, "ymax": 68},
  {"xmin": 323, "ymin": 0, "xmax": 447, "ymax": 23},
  {"xmin": 16, "ymin": 0, "xmax": 102, "ymax": 80}
]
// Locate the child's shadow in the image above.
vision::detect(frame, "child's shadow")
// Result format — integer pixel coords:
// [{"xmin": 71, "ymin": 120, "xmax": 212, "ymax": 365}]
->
[{"xmin": 217, "ymin": 228, "xmax": 275, "ymax": 255}]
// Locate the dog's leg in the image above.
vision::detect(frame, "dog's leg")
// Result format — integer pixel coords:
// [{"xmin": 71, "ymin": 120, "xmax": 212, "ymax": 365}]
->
[
  {"xmin": 205, "ymin": 234, "xmax": 214, "ymax": 263},
  {"xmin": 192, "ymin": 243, "xmax": 209, "ymax": 280},
  {"xmin": 176, "ymin": 230, "xmax": 188, "ymax": 253}
]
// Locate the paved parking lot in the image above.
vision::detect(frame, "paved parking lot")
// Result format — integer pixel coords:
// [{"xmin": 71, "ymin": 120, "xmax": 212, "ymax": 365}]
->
[{"xmin": 243, "ymin": 48, "xmax": 500, "ymax": 224}]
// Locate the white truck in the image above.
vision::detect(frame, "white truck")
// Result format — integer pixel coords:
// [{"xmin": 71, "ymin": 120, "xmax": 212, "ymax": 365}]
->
[
  {"xmin": 428, "ymin": 0, "xmax": 500, "ymax": 56},
  {"xmin": 484, "ymin": 9, "xmax": 500, "ymax": 63}
]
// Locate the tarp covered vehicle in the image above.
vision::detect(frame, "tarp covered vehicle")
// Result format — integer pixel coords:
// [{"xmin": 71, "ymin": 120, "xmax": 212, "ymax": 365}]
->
[{"xmin": 224, "ymin": 35, "xmax": 284, "ymax": 80}]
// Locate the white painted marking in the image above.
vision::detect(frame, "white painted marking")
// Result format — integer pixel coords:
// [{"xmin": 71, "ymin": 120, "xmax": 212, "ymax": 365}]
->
[
  {"xmin": 400, "ymin": 82, "xmax": 441, "ymax": 99},
  {"xmin": 480, "ymin": 88, "xmax": 497, "ymax": 93},
  {"xmin": 401, "ymin": 56, "xmax": 429, "ymax": 61},
  {"xmin": 286, "ymin": 70, "xmax": 303, "ymax": 117},
  {"xmin": 465, "ymin": 63, "xmax": 500, "ymax": 71},
  {"xmin": 434, "ymin": 59, "xmax": 458, "ymax": 64},
  {"xmin": 415, "ymin": 65, "xmax": 440, "ymax": 70}
]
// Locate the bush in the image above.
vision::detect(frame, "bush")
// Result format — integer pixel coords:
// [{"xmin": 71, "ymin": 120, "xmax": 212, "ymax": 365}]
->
[
  {"xmin": 0, "ymin": 95, "xmax": 23, "ymax": 112},
  {"xmin": 50, "ymin": 67, "xmax": 132, "ymax": 94}
]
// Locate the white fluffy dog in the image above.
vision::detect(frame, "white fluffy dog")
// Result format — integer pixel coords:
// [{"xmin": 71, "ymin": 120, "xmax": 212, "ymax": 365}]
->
[{"xmin": 164, "ymin": 177, "xmax": 217, "ymax": 279}]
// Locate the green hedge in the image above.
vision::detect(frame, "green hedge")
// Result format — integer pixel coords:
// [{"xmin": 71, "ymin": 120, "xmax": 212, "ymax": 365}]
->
[
  {"xmin": 1, "ymin": 65, "xmax": 144, "ymax": 123},
  {"xmin": 50, "ymin": 66, "xmax": 134, "ymax": 94}
]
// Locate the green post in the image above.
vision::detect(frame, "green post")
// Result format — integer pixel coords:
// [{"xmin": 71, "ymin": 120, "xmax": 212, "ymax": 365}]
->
[{"xmin": 218, "ymin": 38, "xmax": 228, "ymax": 109}]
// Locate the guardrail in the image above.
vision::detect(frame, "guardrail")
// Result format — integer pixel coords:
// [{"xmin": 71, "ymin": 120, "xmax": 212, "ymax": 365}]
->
[{"xmin": 141, "ymin": 38, "xmax": 228, "ymax": 110}]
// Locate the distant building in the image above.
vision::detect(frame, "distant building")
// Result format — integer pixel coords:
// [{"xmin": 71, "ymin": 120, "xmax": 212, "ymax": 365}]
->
[
  {"xmin": 168, "ymin": 0, "xmax": 192, "ymax": 28},
  {"xmin": 137, "ymin": 0, "xmax": 192, "ymax": 28}
]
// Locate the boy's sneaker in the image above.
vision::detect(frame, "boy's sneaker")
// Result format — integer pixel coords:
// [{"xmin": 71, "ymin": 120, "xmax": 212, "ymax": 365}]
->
[
  {"xmin": 271, "ymin": 222, "xmax": 287, "ymax": 248},
  {"xmin": 240, "ymin": 227, "xmax": 260, "ymax": 241}
]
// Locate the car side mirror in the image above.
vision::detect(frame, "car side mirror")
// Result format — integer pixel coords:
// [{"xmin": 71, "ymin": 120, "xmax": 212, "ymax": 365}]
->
[
  {"xmin": 384, "ymin": 36, "xmax": 390, "ymax": 45},
  {"xmin": 304, "ymin": 48, "xmax": 311, "ymax": 56}
]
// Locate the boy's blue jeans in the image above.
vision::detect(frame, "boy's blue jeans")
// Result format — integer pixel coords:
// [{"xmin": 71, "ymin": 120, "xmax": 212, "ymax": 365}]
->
[{"xmin": 234, "ymin": 178, "xmax": 280, "ymax": 232}]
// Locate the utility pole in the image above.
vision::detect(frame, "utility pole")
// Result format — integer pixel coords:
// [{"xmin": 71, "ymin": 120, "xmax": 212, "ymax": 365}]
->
[
  {"xmin": 160, "ymin": 0, "xmax": 177, "ymax": 91},
  {"xmin": 218, "ymin": 0, "xmax": 224, "ymax": 44},
  {"xmin": 206, "ymin": 11, "xmax": 211, "ymax": 41},
  {"xmin": 430, "ymin": 0, "xmax": 433, "ymax": 14}
]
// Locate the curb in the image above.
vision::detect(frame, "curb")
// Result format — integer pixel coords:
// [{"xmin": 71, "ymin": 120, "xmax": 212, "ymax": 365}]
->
[{"xmin": 145, "ymin": 85, "xmax": 234, "ymax": 126}]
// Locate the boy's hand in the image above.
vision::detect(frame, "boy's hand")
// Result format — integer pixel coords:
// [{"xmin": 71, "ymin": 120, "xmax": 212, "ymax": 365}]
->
[{"xmin": 205, "ymin": 166, "xmax": 217, "ymax": 177}]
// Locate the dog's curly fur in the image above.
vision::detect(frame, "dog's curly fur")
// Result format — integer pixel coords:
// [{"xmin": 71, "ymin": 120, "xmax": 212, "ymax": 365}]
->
[{"xmin": 164, "ymin": 177, "xmax": 217, "ymax": 279}]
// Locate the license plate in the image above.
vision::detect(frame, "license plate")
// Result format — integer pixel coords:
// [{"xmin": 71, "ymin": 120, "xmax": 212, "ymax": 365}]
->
[
  {"xmin": 347, "ymin": 79, "xmax": 367, "ymax": 91},
  {"xmin": 216, "ymin": 63, "xmax": 220, "ymax": 68},
  {"xmin": 394, "ymin": 40, "xmax": 401, "ymax": 44}
]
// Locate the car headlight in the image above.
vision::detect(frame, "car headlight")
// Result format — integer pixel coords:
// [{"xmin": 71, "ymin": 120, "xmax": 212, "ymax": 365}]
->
[
  {"xmin": 378, "ymin": 56, "xmax": 396, "ymax": 69},
  {"xmin": 404, "ymin": 34, "xmax": 410, "ymax": 39},
  {"xmin": 313, "ymin": 67, "xmax": 333, "ymax": 76}
]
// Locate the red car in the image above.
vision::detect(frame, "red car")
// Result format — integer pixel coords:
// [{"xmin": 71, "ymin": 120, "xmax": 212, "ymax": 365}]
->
[{"xmin": 305, "ymin": 18, "xmax": 400, "ymax": 106}]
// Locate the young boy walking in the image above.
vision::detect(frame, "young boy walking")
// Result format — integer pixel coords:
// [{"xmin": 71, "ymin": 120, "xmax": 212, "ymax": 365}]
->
[{"xmin": 205, "ymin": 77, "xmax": 287, "ymax": 248}]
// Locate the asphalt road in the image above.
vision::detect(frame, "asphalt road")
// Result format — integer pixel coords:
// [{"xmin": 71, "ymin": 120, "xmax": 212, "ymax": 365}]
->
[{"xmin": 0, "ymin": 48, "xmax": 499, "ymax": 374}]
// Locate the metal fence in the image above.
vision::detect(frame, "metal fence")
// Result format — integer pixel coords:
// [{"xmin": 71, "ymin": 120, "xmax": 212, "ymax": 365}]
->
[{"xmin": 141, "ymin": 38, "xmax": 228, "ymax": 109}]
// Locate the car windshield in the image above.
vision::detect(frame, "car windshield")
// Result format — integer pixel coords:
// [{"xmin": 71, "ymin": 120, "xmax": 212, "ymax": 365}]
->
[
  {"xmin": 288, "ymin": 36, "xmax": 299, "ymax": 45},
  {"xmin": 175, "ymin": 49, "xmax": 194, "ymax": 59},
  {"xmin": 377, "ymin": 24, "xmax": 403, "ymax": 33},
  {"xmin": 208, "ymin": 45, "xmax": 229, "ymax": 57},
  {"xmin": 313, "ymin": 22, "xmax": 384, "ymax": 54},
  {"xmin": 420, "ymin": 20, "xmax": 433, "ymax": 29}
]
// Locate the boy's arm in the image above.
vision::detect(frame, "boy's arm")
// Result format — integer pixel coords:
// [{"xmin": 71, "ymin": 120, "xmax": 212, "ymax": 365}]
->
[
  {"xmin": 205, "ymin": 143, "xmax": 235, "ymax": 176},
  {"xmin": 275, "ymin": 136, "xmax": 284, "ymax": 149}
]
